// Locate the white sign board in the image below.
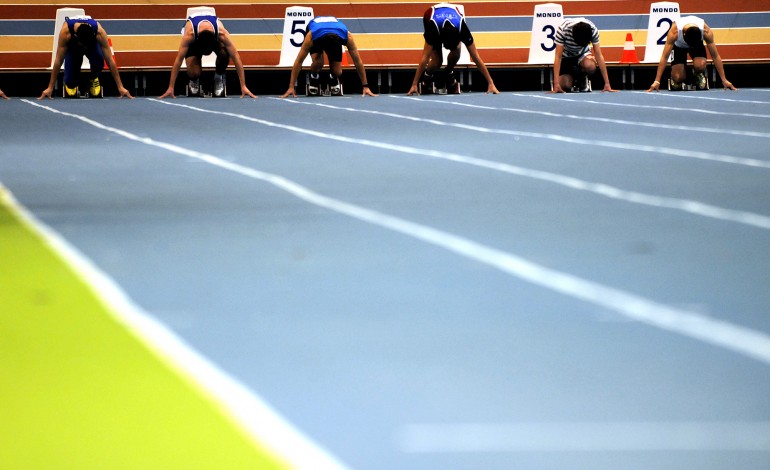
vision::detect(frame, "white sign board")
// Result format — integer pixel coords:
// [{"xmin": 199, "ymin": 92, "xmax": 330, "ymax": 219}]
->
[
  {"xmin": 643, "ymin": 2, "xmax": 680, "ymax": 63},
  {"xmin": 279, "ymin": 6, "xmax": 314, "ymax": 66},
  {"xmin": 51, "ymin": 8, "xmax": 91, "ymax": 70},
  {"xmin": 528, "ymin": 3, "xmax": 564, "ymax": 64}
]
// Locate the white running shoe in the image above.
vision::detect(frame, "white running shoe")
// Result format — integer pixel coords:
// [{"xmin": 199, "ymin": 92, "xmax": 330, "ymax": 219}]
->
[
  {"xmin": 213, "ymin": 73, "xmax": 225, "ymax": 97},
  {"xmin": 189, "ymin": 79, "xmax": 200, "ymax": 95},
  {"xmin": 695, "ymin": 72, "xmax": 707, "ymax": 90}
]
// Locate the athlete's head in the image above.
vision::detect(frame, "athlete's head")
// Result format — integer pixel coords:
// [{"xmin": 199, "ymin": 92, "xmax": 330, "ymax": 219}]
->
[
  {"xmin": 572, "ymin": 22, "xmax": 593, "ymax": 48},
  {"xmin": 683, "ymin": 25, "xmax": 703, "ymax": 48},
  {"xmin": 197, "ymin": 30, "xmax": 217, "ymax": 55},
  {"xmin": 440, "ymin": 22, "xmax": 461, "ymax": 50},
  {"xmin": 74, "ymin": 23, "xmax": 97, "ymax": 48}
]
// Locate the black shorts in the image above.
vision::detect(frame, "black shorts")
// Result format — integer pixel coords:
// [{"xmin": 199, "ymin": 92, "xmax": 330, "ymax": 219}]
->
[
  {"xmin": 185, "ymin": 40, "xmax": 226, "ymax": 59},
  {"xmin": 310, "ymin": 34, "xmax": 344, "ymax": 63},
  {"xmin": 558, "ymin": 55, "xmax": 581, "ymax": 77},
  {"xmin": 672, "ymin": 43, "xmax": 707, "ymax": 65}
]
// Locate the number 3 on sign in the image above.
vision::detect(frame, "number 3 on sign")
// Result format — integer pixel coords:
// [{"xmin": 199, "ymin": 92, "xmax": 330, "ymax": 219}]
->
[
  {"xmin": 527, "ymin": 3, "xmax": 563, "ymax": 64},
  {"xmin": 541, "ymin": 24, "xmax": 556, "ymax": 51}
]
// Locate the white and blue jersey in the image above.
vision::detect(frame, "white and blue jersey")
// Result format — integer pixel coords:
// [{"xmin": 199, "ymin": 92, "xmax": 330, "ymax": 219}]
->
[
  {"xmin": 65, "ymin": 15, "xmax": 98, "ymax": 35},
  {"xmin": 431, "ymin": 5, "xmax": 463, "ymax": 30},
  {"xmin": 187, "ymin": 15, "xmax": 219, "ymax": 40},
  {"xmin": 674, "ymin": 15, "xmax": 705, "ymax": 48},
  {"xmin": 422, "ymin": 4, "xmax": 473, "ymax": 48},
  {"xmin": 308, "ymin": 16, "xmax": 349, "ymax": 44}
]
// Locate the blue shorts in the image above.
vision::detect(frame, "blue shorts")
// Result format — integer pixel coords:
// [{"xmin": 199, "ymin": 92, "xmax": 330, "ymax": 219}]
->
[{"xmin": 63, "ymin": 41, "xmax": 104, "ymax": 86}]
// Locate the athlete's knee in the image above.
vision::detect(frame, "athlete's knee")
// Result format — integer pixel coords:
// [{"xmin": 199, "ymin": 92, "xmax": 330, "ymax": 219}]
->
[
  {"xmin": 692, "ymin": 58, "xmax": 707, "ymax": 73},
  {"xmin": 580, "ymin": 54, "xmax": 597, "ymax": 75},
  {"xmin": 670, "ymin": 65, "xmax": 686, "ymax": 83}
]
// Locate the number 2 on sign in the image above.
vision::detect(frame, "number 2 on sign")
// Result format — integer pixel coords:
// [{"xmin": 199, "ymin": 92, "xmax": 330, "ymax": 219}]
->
[
  {"xmin": 290, "ymin": 20, "xmax": 307, "ymax": 47},
  {"xmin": 656, "ymin": 17, "xmax": 673, "ymax": 45}
]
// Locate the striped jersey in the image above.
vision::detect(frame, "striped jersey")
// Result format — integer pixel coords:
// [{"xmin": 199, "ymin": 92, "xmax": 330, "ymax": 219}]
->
[{"xmin": 554, "ymin": 17, "xmax": 600, "ymax": 58}]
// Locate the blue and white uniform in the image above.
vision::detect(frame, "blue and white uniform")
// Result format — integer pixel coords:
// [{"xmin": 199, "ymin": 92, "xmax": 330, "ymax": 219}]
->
[
  {"xmin": 187, "ymin": 15, "xmax": 219, "ymax": 41},
  {"xmin": 673, "ymin": 15, "xmax": 705, "ymax": 49},
  {"xmin": 423, "ymin": 3, "xmax": 474, "ymax": 49},
  {"xmin": 65, "ymin": 15, "xmax": 98, "ymax": 35},
  {"xmin": 307, "ymin": 16, "xmax": 349, "ymax": 44},
  {"xmin": 63, "ymin": 15, "xmax": 104, "ymax": 86}
]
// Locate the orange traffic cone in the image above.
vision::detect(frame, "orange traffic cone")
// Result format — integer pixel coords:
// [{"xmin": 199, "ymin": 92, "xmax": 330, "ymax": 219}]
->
[
  {"xmin": 103, "ymin": 37, "xmax": 118, "ymax": 69},
  {"xmin": 342, "ymin": 47, "xmax": 350, "ymax": 67},
  {"xmin": 620, "ymin": 33, "xmax": 640, "ymax": 63}
]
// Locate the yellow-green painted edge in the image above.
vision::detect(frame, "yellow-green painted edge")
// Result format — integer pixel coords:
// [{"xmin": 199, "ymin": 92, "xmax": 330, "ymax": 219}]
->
[{"xmin": 0, "ymin": 185, "xmax": 294, "ymax": 470}]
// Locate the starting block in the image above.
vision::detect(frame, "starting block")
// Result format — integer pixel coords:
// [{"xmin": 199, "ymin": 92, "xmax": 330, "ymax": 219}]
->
[
  {"xmin": 418, "ymin": 71, "xmax": 460, "ymax": 95},
  {"xmin": 305, "ymin": 73, "xmax": 343, "ymax": 96},
  {"xmin": 306, "ymin": 82, "xmax": 343, "ymax": 97},
  {"xmin": 418, "ymin": 81, "xmax": 460, "ymax": 95},
  {"xmin": 185, "ymin": 78, "xmax": 226, "ymax": 97},
  {"xmin": 570, "ymin": 76, "xmax": 592, "ymax": 93},
  {"xmin": 668, "ymin": 76, "xmax": 709, "ymax": 91}
]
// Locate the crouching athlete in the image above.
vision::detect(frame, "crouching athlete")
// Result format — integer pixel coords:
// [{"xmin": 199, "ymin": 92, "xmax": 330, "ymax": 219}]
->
[{"xmin": 280, "ymin": 16, "xmax": 377, "ymax": 98}]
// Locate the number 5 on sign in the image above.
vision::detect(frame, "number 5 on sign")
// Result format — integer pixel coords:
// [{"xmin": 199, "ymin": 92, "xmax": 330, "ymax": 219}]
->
[
  {"xmin": 528, "ymin": 3, "xmax": 563, "ymax": 64},
  {"xmin": 278, "ymin": 6, "xmax": 314, "ymax": 66},
  {"xmin": 643, "ymin": 1, "xmax": 680, "ymax": 62}
]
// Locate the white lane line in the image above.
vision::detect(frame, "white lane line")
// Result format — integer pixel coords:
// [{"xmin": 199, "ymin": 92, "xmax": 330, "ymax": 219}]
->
[
  {"xmin": 23, "ymin": 99, "xmax": 770, "ymax": 367},
  {"xmin": 507, "ymin": 93, "xmax": 770, "ymax": 118},
  {"xmin": 262, "ymin": 101, "xmax": 770, "ymax": 230},
  {"xmin": 18, "ymin": 100, "xmax": 349, "ymax": 470},
  {"xmin": 305, "ymin": 96, "xmax": 770, "ymax": 169},
  {"xmin": 397, "ymin": 421, "xmax": 770, "ymax": 453},
  {"xmin": 629, "ymin": 90, "xmax": 770, "ymax": 104},
  {"xmin": 391, "ymin": 96, "xmax": 770, "ymax": 139},
  {"xmin": 299, "ymin": 96, "xmax": 770, "ymax": 170}
]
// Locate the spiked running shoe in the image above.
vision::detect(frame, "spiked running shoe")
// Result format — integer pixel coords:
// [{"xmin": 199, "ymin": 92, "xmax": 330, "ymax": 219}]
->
[
  {"xmin": 695, "ymin": 72, "xmax": 707, "ymax": 90},
  {"xmin": 89, "ymin": 77, "xmax": 101, "ymax": 97},
  {"xmin": 64, "ymin": 84, "xmax": 79, "ymax": 98},
  {"xmin": 188, "ymin": 78, "xmax": 200, "ymax": 95},
  {"xmin": 213, "ymin": 73, "xmax": 225, "ymax": 97}
]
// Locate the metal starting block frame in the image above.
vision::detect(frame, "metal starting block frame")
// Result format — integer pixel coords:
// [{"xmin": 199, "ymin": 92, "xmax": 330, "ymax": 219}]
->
[
  {"xmin": 570, "ymin": 80, "xmax": 592, "ymax": 93},
  {"xmin": 306, "ymin": 82, "xmax": 343, "ymax": 97},
  {"xmin": 668, "ymin": 76, "xmax": 709, "ymax": 91},
  {"xmin": 418, "ymin": 80, "xmax": 460, "ymax": 95},
  {"xmin": 186, "ymin": 80, "xmax": 227, "ymax": 97}
]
